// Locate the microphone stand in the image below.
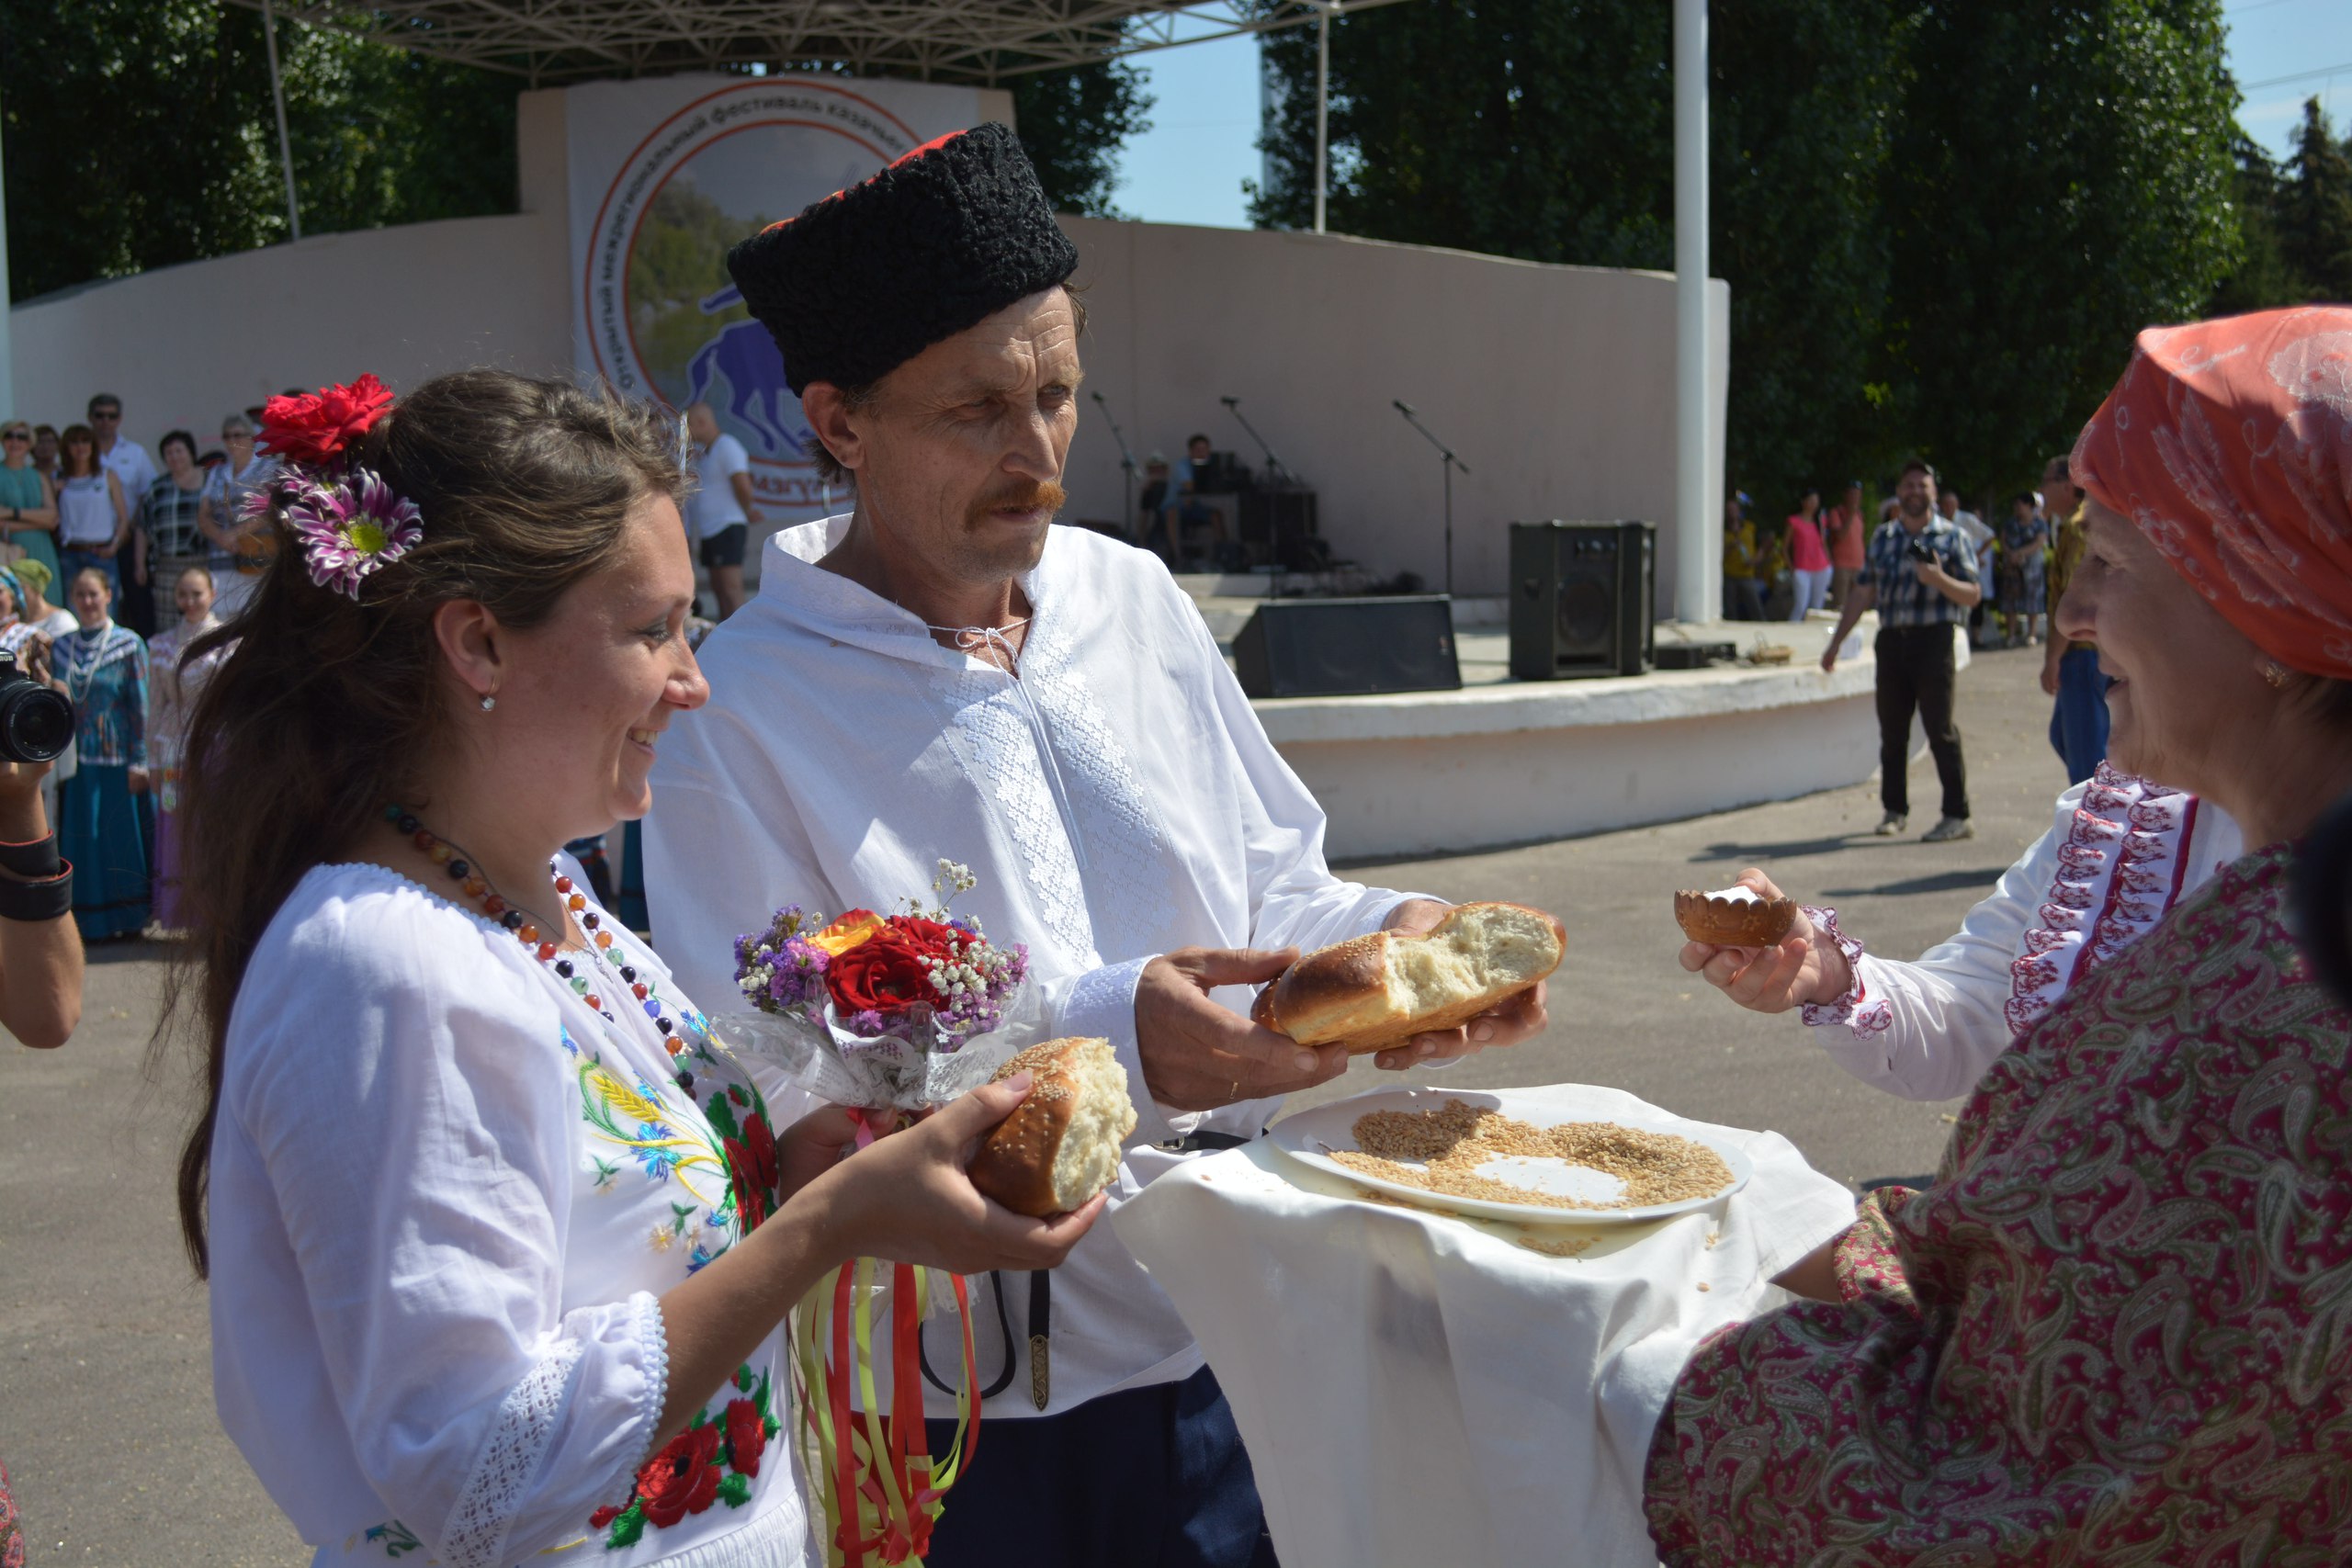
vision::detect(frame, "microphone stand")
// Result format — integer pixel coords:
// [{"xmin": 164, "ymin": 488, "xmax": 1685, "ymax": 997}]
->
[
  {"xmin": 1220, "ymin": 396, "xmax": 1296, "ymax": 490},
  {"xmin": 1091, "ymin": 391, "xmax": 1139, "ymax": 540},
  {"xmin": 1394, "ymin": 400, "xmax": 1469, "ymax": 598}
]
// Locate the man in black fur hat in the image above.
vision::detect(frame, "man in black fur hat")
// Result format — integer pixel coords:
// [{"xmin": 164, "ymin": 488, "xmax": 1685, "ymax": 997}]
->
[{"xmin": 648, "ymin": 123, "xmax": 1547, "ymax": 1567}]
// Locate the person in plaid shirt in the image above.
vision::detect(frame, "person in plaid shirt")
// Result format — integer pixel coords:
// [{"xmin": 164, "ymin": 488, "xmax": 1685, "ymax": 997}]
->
[{"xmin": 1822, "ymin": 458, "xmax": 1982, "ymax": 841}]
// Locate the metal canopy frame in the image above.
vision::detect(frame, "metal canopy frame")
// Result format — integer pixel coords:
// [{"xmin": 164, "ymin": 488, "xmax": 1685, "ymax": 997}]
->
[{"xmin": 218, "ymin": 0, "xmax": 1409, "ymax": 87}]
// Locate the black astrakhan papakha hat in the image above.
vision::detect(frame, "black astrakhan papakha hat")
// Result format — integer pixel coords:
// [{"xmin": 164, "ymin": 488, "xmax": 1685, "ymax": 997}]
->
[{"xmin": 727, "ymin": 122, "xmax": 1080, "ymax": 396}]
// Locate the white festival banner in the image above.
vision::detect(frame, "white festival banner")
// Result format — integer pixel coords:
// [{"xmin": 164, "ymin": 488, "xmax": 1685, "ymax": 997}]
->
[{"xmin": 563, "ymin": 74, "xmax": 991, "ymax": 520}]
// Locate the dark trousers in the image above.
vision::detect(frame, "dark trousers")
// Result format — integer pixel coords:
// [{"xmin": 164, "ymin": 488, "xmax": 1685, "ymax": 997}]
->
[
  {"xmin": 2048, "ymin": 644, "xmax": 2110, "ymax": 785},
  {"xmin": 922, "ymin": 1365, "xmax": 1279, "ymax": 1568},
  {"xmin": 1875, "ymin": 624, "xmax": 1969, "ymax": 820}
]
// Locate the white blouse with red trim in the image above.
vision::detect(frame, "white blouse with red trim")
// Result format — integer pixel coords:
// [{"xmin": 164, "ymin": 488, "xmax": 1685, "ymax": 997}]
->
[{"xmin": 1796, "ymin": 764, "xmax": 2245, "ymax": 1102}]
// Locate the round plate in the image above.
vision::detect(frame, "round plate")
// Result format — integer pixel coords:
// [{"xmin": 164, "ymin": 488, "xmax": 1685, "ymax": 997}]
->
[{"xmin": 1269, "ymin": 1086, "xmax": 1753, "ymax": 1225}]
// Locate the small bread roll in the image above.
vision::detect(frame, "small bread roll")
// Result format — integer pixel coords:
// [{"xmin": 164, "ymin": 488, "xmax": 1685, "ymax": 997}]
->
[
  {"xmin": 1250, "ymin": 901, "xmax": 1565, "ymax": 1054},
  {"xmin": 967, "ymin": 1037, "xmax": 1137, "ymax": 1217},
  {"xmin": 1673, "ymin": 886, "xmax": 1797, "ymax": 947}
]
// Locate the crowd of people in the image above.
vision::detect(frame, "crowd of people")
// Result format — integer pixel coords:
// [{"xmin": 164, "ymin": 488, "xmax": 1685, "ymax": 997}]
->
[
  {"xmin": 1725, "ymin": 471, "xmax": 2068, "ymax": 649},
  {"xmin": 0, "ymin": 396, "xmax": 251, "ymax": 941},
  {"xmin": 1726, "ymin": 450, "xmax": 2113, "ymax": 851}
]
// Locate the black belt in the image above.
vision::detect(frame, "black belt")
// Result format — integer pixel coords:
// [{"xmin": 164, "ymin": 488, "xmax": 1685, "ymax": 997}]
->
[
  {"xmin": 1159, "ymin": 1128, "xmax": 1258, "ymax": 1153},
  {"xmin": 919, "ymin": 1269, "xmax": 1040, "ymax": 1407},
  {"xmin": 917, "ymin": 1127, "xmax": 1262, "ymax": 1411}
]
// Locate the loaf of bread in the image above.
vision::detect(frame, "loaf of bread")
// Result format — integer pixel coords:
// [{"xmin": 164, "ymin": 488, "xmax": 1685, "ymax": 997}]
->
[
  {"xmin": 1673, "ymin": 886, "xmax": 1798, "ymax": 947},
  {"xmin": 967, "ymin": 1037, "xmax": 1137, "ymax": 1217},
  {"xmin": 1250, "ymin": 901, "xmax": 1565, "ymax": 1053}
]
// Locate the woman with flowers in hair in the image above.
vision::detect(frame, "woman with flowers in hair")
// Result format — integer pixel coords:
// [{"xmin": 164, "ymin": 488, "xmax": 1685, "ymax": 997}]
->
[
  {"xmin": 1642, "ymin": 306, "xmax": 2352, "ymax": 1562},
  {"xmin": 169, "ymin": 370, "xmax": 1100, "ymax": 1568}
]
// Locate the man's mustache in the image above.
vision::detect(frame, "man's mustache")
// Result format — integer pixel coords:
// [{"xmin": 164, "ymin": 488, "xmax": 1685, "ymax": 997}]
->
[{"xmin": 968, "ymin": 480, "xmax": 1066, "ymax": 524}]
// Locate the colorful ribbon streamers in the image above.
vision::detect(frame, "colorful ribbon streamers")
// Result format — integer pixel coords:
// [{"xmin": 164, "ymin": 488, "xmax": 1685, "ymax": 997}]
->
[{"xmin": 793, "ymin": 1113, "xmax": 981, "ymax": 1566}]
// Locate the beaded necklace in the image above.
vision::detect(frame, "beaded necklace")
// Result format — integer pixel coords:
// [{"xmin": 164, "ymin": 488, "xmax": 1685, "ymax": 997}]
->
[{"xmin": 382, "ymin": 806, "xmax": 698, "ymax": 1081}]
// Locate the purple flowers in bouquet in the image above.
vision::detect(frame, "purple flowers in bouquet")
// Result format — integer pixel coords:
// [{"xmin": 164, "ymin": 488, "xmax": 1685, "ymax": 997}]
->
[{"xmin": 732, "ymin": 861, "xmax": 1028, "ymax": 1054}]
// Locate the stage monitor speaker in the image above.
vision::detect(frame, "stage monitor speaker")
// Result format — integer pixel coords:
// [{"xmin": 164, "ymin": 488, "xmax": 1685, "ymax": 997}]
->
[
  {"xmin": 1508, "ymin": 521, "xmax": 1656, "ymax": 681},
  {"xmin": 1234, "ymin": 595, "xmax": 1463, "ymax": 698}
]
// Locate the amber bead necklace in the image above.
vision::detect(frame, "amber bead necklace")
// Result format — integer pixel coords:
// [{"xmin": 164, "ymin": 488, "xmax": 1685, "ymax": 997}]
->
[{"xmin": 381, "ymin": 806, "xmax": 691, "ymax": 1064}]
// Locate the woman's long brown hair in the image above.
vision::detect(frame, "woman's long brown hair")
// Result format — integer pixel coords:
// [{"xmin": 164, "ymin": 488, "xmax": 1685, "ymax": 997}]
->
[{"xmin": 153, "ymin": 370, "xmax": 684, "ymax": 1276}]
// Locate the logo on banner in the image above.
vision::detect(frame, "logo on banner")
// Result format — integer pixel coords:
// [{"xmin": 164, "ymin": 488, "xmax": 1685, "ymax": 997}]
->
[{"xmin": 583, "ymin": 80, "xmax": 920, "ymax": 510}]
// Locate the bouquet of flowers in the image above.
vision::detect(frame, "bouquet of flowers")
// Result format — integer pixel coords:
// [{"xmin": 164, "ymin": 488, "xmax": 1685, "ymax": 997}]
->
[
  {"xmin": 715, "ymin": 861, "xmax": 1035, "ymax": 1111},
  {"xmin": 710, "ymin": 863, "xmax": 1036, "ymax": 1568}
]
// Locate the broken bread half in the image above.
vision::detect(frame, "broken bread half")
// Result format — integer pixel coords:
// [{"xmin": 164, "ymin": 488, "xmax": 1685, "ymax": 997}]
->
[
  {"xmin": 1672, "ymin": 886, "xmax": 1797, "ymax": 948},
  {"xmin": 1250, "ymin": 901, "xmax": 1565, "ymax": 1054},
  {"xmin": 967, "ymin": 1037, "xmax": 1137, "ymax": 1216}
]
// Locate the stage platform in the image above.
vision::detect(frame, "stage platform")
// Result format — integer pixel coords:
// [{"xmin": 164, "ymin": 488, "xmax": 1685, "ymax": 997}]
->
[{"xmin": 1193, "ymin": 576, "xmax": 1948, "ymax": 861}]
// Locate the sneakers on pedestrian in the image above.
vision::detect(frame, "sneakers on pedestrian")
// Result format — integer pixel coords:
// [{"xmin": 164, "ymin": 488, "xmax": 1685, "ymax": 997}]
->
[
  {"xmin": 1873, "ymin": 813, "xmax": 1907, "ymax": 837},
  {"xmin": 1921, "ymin": 817, "xmax": 1974, "ymax": 842}
]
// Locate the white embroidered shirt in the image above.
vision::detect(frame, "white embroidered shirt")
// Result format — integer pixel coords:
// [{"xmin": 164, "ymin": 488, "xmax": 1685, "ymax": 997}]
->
[
  {"xmin": 1799, "ymin": 765, "xmax": 2245, "ymax": 1100},
  {"xmin": 209, "ymin": 863, "xmax": 813, "ymax": 1568},
  {"xmin": 645, "ymin": 517, "xmax": 1419, "ymax": 1421}
]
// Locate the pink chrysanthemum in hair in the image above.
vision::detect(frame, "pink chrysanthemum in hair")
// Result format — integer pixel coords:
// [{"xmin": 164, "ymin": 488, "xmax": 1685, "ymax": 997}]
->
[{"xmin": 285, "ymin": 468, "xmax": 423, "ymax": 600}]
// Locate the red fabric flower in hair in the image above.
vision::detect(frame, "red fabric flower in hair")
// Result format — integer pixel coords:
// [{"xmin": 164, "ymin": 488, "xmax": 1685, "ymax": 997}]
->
[{"xmin": 258, "ymin": 374, "xmax": 394, "ymax": 466}]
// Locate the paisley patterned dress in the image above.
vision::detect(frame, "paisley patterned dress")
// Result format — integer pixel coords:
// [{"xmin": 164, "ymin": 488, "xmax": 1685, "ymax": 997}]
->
[{"xmin": 1645, "ymin": 842, "xmax": 2352, "ymax": 1564}]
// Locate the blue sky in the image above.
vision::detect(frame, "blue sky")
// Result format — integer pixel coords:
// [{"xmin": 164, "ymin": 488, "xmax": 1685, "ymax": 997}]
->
[{"xmin": 1110, "ymin": 0, "xmax": 2352, "ymax": 228}]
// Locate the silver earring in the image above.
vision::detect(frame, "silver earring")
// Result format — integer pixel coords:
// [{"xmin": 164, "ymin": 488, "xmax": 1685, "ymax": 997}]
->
[
  {"xmin": 2263, "ymin": 661, "xmax": 2289, "ymax": 690},
  {"xmin": 480, "ymin": 693, "xmax": 497, "ymax": 712}
]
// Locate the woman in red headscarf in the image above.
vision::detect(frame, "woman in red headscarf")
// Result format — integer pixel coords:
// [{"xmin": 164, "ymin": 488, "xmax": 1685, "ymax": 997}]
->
[{"xmin": 1641, "ymin": 307, "xmax": 2352, "ymax": 1565}]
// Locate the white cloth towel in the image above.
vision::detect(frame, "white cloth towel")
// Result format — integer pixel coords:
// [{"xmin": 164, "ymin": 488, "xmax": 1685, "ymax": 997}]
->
[{"xmin": 1112, "ymin": 1082, "xmax": 1856, "ymax": 1568}]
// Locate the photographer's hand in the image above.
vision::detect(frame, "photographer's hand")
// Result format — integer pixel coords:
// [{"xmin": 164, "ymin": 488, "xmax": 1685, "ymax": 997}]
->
[{"xmin": 0, "ymin": 754, "xmax": 81, "ymax": 1048}]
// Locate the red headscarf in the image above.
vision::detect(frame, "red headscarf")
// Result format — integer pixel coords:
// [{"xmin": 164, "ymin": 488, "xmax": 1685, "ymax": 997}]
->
[{"xmin": 2070, "ymin": 306, "xmax": 2352, "ymax": 677}]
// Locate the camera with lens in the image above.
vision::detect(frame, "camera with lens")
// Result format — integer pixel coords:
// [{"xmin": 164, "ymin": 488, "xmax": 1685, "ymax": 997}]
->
[
  {"xmin": 0, "ymin": 649, "xmax": 74, "ymax": 764},
  {"xmin": 1904, "ymin": 537, "xmax": 1939, "ymax": 565}
]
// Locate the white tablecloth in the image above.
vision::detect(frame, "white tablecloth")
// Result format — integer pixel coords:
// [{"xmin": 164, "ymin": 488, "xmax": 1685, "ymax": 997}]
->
[{"xmin": 1111, "ymin": 1082, "xmax": 1857, "ymax": 1568}]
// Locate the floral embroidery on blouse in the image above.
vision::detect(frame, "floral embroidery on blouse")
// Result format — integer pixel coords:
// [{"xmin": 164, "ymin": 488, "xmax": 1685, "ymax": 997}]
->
[
  {"xmin": 587, "ymin": 1362, "xmax": 782, "ymax": 1551},
  {"xmin": 2005, "ymin": 761, "xmax": 2199, "ymax": 1035},
  {"xmin": 357, "ymin": 1520, "xmax": 423, "ymax": 1558},
  {"xmin": 1794, "ymin": 904, "xmax": 1892, "ymax": 1039},
  {"xmin": 1645, "ymin": 843, "xmax": 2352, "ymax": 1565}
]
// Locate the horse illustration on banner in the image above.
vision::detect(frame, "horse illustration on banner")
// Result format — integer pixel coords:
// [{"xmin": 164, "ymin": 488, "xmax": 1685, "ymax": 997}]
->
[{"xmin": 685, "ymin": 285, "xmax": 812, "ymax": 461}]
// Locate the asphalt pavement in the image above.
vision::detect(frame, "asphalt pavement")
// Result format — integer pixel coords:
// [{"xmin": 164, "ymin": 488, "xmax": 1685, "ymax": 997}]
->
[{"xmin": 0, "ymin": 638, "xmax": 2069, "ymax": 1564}]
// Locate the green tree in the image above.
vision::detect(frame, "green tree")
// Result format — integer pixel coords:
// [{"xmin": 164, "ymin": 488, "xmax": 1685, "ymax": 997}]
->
[
  {"xmin": 1252, "ymin": 0, "xmax": 1676, "ymax": 267},
  {"xmin": 0, "ymin": 0, "xmax": 515, "ymax": 303},
  {"xmin": 1253, "ymin": 0, "xmax": 1910, "ymax": 513},
  {"xmin": 1011, "ymin": 61, "xmax": 1154, "ymax": 217},
  {"xmin": 2208, "ymin": 130, "xmax": 2310, "ymax": 315},
  {"xmin": 1254, "ymin": 0, "xmax": 2243, "ymax": 510},
  {"xmin": 1876, "ymin": 1, "xmax": 2240, "ymax": 495},
  {"xmin": 2278, "ymin": 96, "xmax": 2352, "ymax": 303}
]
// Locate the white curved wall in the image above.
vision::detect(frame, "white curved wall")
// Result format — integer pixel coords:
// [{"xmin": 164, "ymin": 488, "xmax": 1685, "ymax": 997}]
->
[
  {"xmin": 8, "ymin": 212, "xmax": 569, "ymax": 441},
  {"xmin": 7, "ymin": 203, "xmax": 1724, "ymax": 604}
]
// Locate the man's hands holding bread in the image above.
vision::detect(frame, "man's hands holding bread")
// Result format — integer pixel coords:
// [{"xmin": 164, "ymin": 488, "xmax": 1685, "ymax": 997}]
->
[
  {"xmin": 1675, "ymin": 868, "xmax": 1854, "ymax": 1012},
  {"xmin": 1358, "ymin": 898, "xmax": 1553, "ymax": 1069},
  {"xmin": 1252, "ymin": 900, "xmax": 1562, "ymax": 1072},
  {"xmin": 1134, "ymin": 899, "xmax": 1562, "ymax": 1112},
  {"xmin": 1136, "ymin": 945, "xmax": 1350, "ymax": 1111}
]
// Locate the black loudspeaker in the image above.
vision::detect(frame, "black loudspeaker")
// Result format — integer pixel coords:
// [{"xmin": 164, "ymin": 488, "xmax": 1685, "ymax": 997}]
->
[
  {"xmin": 1508, "ymin": 521, "xmax": 1656, "ymax": 681},
  {"xmin": 1234, "ymin": 595, "xmax": 1463, "ymax": 698}
]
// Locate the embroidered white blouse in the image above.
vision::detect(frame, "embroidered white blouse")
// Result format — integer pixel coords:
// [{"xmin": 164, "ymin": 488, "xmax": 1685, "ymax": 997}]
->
[
  {"xmin": 209, "ymin": 863, "xmax": 814, "ymax": 1568},
  {"xmin": 1797, "ymin": 764, "xmax": 2245, "ymax": 1100},
  {"xmin": 645, "ymin": 517, "xmax": 1420, "ymax": 1421}
]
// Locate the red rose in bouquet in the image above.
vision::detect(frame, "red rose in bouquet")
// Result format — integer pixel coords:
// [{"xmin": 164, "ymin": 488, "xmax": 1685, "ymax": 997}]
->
[
  {"xmin": 258, "ymin": 374, "xmax": 394, "ymax": 465},
  {"xmin": 635, "ymin": 1424, "xmax": 723, "ymax": 1528},
  {"xmin": 824, "ymin": 916, "xmax": 961, "ymax": 1021}
]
